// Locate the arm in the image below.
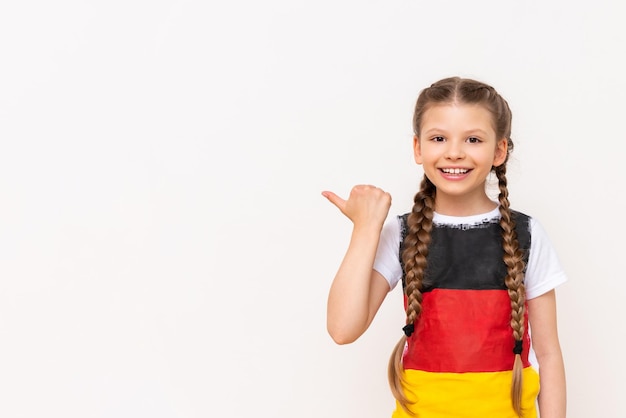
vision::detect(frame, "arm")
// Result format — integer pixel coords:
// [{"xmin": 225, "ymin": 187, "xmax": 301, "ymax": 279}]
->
[
  {"xmin": 322, "ymin": 185, "xmax": 392, "ymax": 345},
  {"xmin": 527, "ymin": 290, "xmax": 566, "ymax": 418}
]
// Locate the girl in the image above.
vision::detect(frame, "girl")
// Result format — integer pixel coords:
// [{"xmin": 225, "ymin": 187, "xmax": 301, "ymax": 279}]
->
[{"xmin": 322, "ymin": 77, "xmax": 567, "ymax": 418}]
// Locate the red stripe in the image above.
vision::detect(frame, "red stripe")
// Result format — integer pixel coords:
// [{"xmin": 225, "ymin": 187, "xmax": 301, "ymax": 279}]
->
[{"xmin": 403, "ymin": 289, "xmax": 531, "ymax": 373}]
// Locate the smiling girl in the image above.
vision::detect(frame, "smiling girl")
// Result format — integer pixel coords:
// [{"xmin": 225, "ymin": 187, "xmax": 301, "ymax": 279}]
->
[{"xmin": 322, "ymin": 77, "xmax": 567, "ymax": 418}]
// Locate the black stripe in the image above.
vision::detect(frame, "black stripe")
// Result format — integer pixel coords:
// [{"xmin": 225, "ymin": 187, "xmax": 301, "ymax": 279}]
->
[{"xmin": 400, "ymin": 211, "xmax": 530, "ymax": 291}]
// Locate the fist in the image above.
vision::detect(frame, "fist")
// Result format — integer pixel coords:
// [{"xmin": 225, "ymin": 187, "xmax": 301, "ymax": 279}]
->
[{"xmin": 322, "ymin": 185, "xmax": 392, "ymax": 227}]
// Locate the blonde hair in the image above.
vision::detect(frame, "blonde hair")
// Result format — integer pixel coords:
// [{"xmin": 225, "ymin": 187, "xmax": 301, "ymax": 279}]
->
[{"xmin": 388, "ymin": 77, "xmax": 526, "ymax": 416}]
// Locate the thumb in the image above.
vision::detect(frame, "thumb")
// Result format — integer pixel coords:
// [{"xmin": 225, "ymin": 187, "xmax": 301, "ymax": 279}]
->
[{"xmin": 321, "ymin": 191, "xmax": 346, "ymax": 212}]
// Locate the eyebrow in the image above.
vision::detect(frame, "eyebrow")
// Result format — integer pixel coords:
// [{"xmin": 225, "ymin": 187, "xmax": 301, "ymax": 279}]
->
[{"xmin": 464, "ymin": 129, "xmax": 490, "ymax": 136}]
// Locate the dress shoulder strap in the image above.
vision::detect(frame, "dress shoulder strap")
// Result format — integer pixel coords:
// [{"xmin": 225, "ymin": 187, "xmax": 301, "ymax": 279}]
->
[{"xmin": 398, "ymin": 213, "xmax": 410, "ymax": 291}]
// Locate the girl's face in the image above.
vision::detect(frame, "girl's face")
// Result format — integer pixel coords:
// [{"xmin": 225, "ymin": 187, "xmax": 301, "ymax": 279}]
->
[{"xmin": 414, "ymin": 103, "xmax": 508, "ymax": 214}]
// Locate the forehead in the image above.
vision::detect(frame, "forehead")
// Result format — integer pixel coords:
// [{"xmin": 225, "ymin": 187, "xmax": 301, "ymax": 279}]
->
[{"xmin": 420, "ymin": 103, "xmax": 496, "ymax": 135}]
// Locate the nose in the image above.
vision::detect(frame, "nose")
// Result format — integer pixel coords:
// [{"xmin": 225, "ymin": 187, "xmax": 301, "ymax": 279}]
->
[{"xmin": 444, "ymin": 140, "xmax": 465, "ymax": 160}]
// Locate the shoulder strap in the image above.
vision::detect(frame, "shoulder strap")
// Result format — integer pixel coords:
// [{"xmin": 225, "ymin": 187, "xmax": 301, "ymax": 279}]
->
[
  {"xmin": 398, "ymin": 213, "xmax": 409, "ymax": 291},
  {"xmin": 510, "ymin": 210, "xmax": 532, "ymax": 267}
]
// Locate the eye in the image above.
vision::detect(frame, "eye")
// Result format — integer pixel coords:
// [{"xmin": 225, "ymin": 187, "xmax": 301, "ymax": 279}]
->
[
  {"xmin": 467, "ymin": 136, "xmax": 481, "ymax": 144},
  {"xmin": 432, "ymin": 136, "xmax": 445, "ymax": 142}
]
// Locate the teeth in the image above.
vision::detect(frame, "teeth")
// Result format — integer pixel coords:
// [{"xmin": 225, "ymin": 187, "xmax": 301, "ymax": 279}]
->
[{"xmin": 442, "ymin": 168, "xmax": 468, "ymax": 174}]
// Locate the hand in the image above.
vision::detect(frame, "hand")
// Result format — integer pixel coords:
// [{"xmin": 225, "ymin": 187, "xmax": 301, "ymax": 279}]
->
[{"xmin": 322, "ymin": 185, "xmax": 392, "ymax": 228}]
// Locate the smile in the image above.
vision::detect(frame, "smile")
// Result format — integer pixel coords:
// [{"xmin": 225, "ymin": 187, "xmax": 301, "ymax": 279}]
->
[{"xmin": 441, "ymin": 168, "xmax": 469, "ymax": 174}]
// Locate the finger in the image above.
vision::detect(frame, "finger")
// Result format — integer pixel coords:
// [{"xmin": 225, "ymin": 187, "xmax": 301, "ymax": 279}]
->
[{"xmin": 321, "ymin": 191, "xmax": 346, "ymax": 211}]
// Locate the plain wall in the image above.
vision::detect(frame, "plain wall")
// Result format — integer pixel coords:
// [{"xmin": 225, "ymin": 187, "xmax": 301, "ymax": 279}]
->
[{"xmin": 1, "ymin": 1, "xmax": 624, "ymax": 417}]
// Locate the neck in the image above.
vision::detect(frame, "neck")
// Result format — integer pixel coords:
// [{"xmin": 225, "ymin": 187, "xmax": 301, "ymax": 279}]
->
[{"xmin": 434, "ymin": 195, "xmax": 498, "ymax": 217}]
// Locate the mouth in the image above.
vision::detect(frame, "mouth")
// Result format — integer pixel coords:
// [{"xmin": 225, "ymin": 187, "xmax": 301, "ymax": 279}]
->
[{"xmin": 440, "ymin": 168, "xmax": 470, "ymax": 175}]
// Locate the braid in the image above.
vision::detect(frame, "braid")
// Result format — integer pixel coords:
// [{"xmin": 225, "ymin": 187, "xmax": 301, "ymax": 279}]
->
[
  {"xmin": 495, "ymin": 163, "xmax": 527, "ymax": 417},
  {"xmin": 387, "ymin": 175, "xmax": 436, "ymax": 414}
]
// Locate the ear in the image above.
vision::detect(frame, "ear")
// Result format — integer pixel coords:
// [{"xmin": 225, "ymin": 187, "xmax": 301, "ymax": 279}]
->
[
  {"xmin": 413, "ymin": 135, "xmax": 423, "ymax": 165},
  {"xmin": 492, "ymin": 138, "xmax": 508, "ymax": 167}
]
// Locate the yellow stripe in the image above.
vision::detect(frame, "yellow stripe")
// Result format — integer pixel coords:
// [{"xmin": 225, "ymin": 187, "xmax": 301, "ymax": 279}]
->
[{"xmin": 391, "ymin": 367, "xmax": 540, "ymax": 418}]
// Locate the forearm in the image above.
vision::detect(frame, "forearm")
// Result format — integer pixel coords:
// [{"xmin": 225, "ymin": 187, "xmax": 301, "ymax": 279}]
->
[
  {"xmin": 536, "ymin": 350, "xmax": 567, "ymax": 418},
  {"xmin": 327, "ymin": 224, "xmax": 382, "ymax": 344}
]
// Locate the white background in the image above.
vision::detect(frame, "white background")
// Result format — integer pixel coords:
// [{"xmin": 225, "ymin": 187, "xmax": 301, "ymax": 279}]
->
[{"xmin": 1, "ymin": 1, "xmax": 624, "ymax": 417}]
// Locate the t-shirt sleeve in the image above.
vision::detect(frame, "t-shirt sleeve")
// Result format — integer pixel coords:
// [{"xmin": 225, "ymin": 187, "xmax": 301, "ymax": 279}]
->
[
  {"xmin": 525, "ymin": 217, "xmax": 568, "ymax": 300},
  {"xmin": 373, "ymin": 216, "xmax": 403, "ymax": 291}
]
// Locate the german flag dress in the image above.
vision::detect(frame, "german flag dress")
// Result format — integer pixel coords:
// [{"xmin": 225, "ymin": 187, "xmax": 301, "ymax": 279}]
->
[{"xmin": 373, "ymin": 207, "xmax": 567, "ymax": 418}]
